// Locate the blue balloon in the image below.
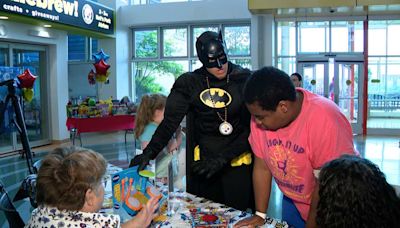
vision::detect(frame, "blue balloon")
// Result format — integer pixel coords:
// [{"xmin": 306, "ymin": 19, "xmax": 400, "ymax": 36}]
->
[{"xmin": 92, "ymin": 49, "xmax": 110, "ymax": 63}]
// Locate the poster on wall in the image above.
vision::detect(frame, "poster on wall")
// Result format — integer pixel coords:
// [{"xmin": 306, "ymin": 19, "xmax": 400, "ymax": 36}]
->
[{"xmin": 0, "ymin": 0, "xmax": 114, "ymax": 34}]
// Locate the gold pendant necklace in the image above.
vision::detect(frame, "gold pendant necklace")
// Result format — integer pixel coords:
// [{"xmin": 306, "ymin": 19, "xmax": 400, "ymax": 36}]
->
[{"xmin": 206, "ymin": 75, "xmax": 233, "ymax": 136}]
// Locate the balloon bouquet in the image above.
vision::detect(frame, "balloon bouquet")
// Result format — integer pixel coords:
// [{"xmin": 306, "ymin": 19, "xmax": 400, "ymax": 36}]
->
[
  {"xmin": 88, "ymin": 49, "xmax": 111, "ymax": 85},
  {"xmin": 17, "ymin": 69, "xmax": 37, "ymax": 102}
]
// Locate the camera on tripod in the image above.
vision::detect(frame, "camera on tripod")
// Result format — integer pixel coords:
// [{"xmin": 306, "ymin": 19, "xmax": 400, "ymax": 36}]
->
[{"xmin": 0, "ymin": 78, "xmax": 36, "ymax": 174}]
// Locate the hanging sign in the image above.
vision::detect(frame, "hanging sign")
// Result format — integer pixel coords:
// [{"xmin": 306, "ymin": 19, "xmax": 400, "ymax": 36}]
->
[{"xmin": 0, "ymin": 0, "xmax": 114, "ymax": 34}]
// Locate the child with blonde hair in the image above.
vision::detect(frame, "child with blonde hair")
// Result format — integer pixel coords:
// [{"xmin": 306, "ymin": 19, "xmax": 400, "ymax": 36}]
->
[{"xmin": 132, "ymin": 94, "xmax": 182, "ymax": 182}]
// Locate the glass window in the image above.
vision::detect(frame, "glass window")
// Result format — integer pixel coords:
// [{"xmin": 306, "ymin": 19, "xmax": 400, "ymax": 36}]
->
[
  {"xmin": 331, "ymin": 22, "xmax": 349, "ymax": 52},
  {"xmin": 133, "ymin": 60, "xmax": 188, "ymax": 101},
  {"xmin": 331, "ymin": 21, "xmax": 363, "ymax": 52},
  {"xmin": 387, "ymin": 21, "xmax": 400, "ymax": 55},
  {"xmin": 190, "ymin": 59, "xmax": 202, "ymax": 71},
  {"xmin": 230, "ymin": 59, "xmax": 251, "ymax": 69},
  {"xmin": 0, "ymin": 47, "xmax": 9, "ymax": 66},
  {"xmin": 369, "ymin": 21, "xmax": 387, "ymax": 56},
  {"xmin": 224, "ymin": 26, "xmax": 250, "ymax": 56},
  {"xmin": 368, "ymin": 57, "xmax": 400, "ymax": 97},
  {"xmin": 386, "ymin": 57, "xmax": 400, "ymax": 97},
  {"xmin": 68, "ymin": 35, "xmax": 86, "ymax": 60},
  {"xmin": 91, "ymin": 38, "xmax": 98, "ymax": 59},
  {"xmin": 298, "ymin": 21, "xmax": 329, "ymax": 53},
  {"xmin": 132, "ymin": 0, "xmax": 146, "ymax": 4},
  {"xmin": 277, "ymin": 21, "xmax": 296, "ymax": 56},
  {"xmin": 68, "ymin": 35, "xmax": 97, "ymax": 61},
  {"xmin": 277, "ymin": 57, "xmax": 296, "ymax": 75},
  {"xmin": 132, "ymin": 24, "xmax": 251, "ymax": 102},
  {"xmin": 163, "ymin": 28, "xmax": 187, "ymax": 57},
  {"xmin": 134, "ymin": 30, "xmax": 158, "ymax": 58}
]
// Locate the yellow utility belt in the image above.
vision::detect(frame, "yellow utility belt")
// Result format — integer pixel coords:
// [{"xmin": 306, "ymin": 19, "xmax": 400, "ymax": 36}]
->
[{"xmin": 194, "ymin": 145, "xmax": 252, "ymax": 166}]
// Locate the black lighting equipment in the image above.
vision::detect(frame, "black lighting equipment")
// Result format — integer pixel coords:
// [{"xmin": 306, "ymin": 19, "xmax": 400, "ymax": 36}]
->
[{"xmin": 0, "ymin": 79, "xmax": 35, "ymax": 174}]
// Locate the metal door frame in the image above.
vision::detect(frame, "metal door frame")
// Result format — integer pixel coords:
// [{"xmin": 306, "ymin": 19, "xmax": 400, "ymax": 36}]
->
[
  {"xmin": 297, "ymin": 54, "xmax": 364, "ymax": 134},
  {"xmin": 0, "ymin": 42, "xmax": 50, "ymax": 154}
]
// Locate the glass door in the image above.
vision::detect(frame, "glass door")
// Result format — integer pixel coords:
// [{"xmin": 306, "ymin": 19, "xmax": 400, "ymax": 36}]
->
[
  {"xmin": 0, "ymin": 42, "xmax": 49, "ymax": 154},
  {"xmin": 297, "ymin": 60, "xmax": 329, "ymax": 97},
  {"xmin": 13, "ymin": 47, "xmax": 49, "ymax": 146},
  {"xmin": 297, "ymin": 55, "xmax": 364, "ymax": 134},
  {"xmin": 334, "ymin": 60, "xmax": 363, "ymax": 134},
  {"xmin": 0, "ymin": 44, "xmax": 14, "ymax": 151}
]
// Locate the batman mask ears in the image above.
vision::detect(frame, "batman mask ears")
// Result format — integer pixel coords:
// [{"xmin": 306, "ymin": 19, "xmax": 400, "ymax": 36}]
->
[{"xmin": 196, "ymin": 30, "xmax": 228, "ymax": 69}]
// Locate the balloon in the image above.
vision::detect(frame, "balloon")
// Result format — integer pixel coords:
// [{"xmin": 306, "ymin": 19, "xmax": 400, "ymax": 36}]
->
[
  {"xmin": 17, "ymin": 69, "xmax": 37, "ymax": 89},
  {"xmin": 88, "ymin": 98, "xmax": 96, "ymax": 106},
  {"xmin": 95, "ymin": 71, "xmax": 110, "ymax": 83},
  {"xmin": 88, "ymin": 69, "xmax": 96, "ymax": 85},
  {"xmin": 92, "ymin": 49, "xmax": 110, "ymax": 63},
  {"xmin": 22, "ymin": 88, "xmax": 34, "ymax": 102},
  {"xmin": 94, "ymin": 59, "xmax": 110, "ymax": 75}
]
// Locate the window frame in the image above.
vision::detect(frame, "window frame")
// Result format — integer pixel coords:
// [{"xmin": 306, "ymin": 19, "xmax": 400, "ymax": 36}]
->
[
  {"xmin": 67, "ymin": 35, "xmax": 99, "ymax": 62},
  {"xmin": 131, "ymin": 22, "xmax": 251, "ymax": 101}
]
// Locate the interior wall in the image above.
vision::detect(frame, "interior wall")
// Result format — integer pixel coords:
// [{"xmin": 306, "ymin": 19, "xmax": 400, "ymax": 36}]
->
[
  {"xmin": 68, "ymin": 0, "xmax": 130, "ymax": 101},
  {"xmin": 120, "ymin": 0, "xmax": 251, "ymax": 26},
  {"xmin": 0, "ymin": 20, "xmax": 69, "ymax": 141},
  {"xmin": 68, "ymin": 63, "xmax": 97, "ymax": 98},
  {"xmin": 251, "ymin": 14, "xmax": 275, "ymax": 69}
]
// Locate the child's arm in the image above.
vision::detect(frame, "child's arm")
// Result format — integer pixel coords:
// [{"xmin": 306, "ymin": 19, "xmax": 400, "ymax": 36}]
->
[{"xmin": 306, "ymin": 180, "xmax": 319, "ymax": 228}]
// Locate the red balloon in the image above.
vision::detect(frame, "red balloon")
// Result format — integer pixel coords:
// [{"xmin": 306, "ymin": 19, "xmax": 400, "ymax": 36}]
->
[
  {"xmin": 17, "ymin": 69, "xmax": 37, "ymax": 89},
  {"xmin": 94, "ymin": 59, "xmax": 110, "ymax": 75}
]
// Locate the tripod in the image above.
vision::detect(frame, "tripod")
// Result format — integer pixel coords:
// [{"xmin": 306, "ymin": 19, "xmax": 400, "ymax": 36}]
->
[{"xmin": 0, "ymin": 79, "xmax": 35, "ymax": 174}]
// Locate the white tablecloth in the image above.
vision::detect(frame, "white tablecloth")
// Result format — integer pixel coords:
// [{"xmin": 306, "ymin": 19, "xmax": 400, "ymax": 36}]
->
[{"xmin": 101, "ymin": 165, "xmax": 288, "ymax": 228}]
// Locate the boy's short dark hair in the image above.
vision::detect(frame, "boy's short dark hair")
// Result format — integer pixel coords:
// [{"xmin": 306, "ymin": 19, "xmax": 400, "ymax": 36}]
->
[
  {"xmin": 291, "ymin": 73, "xmax": 302, "ymax": 81},
  {"xmin": 243, "ymin": 66, "xmax": 296, "ymax": 111}
]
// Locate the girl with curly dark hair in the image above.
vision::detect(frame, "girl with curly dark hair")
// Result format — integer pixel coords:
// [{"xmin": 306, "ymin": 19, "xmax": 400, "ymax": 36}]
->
[{"xmin": 317, "ymin": 154, "xmax": 400, "ymax": 228}]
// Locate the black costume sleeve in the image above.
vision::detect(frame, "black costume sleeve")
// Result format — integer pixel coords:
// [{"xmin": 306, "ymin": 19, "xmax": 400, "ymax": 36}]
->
[{"xmin": 142, "ymin": 73, "xmax": 193, "ymax": 159}]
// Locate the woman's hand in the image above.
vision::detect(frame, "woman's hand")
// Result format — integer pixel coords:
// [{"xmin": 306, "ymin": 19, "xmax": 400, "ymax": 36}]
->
[
  {"xmin": 122, "ymin": 196, "xmax": 159, "ymax": 228},
  {"xmin": 233, "ymin": 215, "xmax": 266, "ymax": 228}
]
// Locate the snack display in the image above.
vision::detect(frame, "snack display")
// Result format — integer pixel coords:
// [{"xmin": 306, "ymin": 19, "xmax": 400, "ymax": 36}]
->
[{"xmin": 66, "ymin": 97, "xmax": 135, "ymax": 118}]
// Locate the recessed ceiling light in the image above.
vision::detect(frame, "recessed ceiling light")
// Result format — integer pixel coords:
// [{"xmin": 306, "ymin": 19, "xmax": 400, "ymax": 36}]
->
[
  {"xmin": 0, "ymin": 16, "xmax": 9, "ymax": 20},
  {"xmin": 43, "ymin": 24, "xmax": 52, "ymax": 28}
]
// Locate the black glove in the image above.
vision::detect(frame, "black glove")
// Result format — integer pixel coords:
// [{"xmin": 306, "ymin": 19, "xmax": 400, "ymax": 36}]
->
[
  {"xmin": 129, "ymin": 147, "xmax": 160, "ymax": 171},
  {"xmin": 129, "ymin": 147, "xmax": 158, "ymax": 171},
  {"xmin": 129, "ymin": 153, "xmax": 151, "ymax": 171},
  {"xmin": 191, "ymin": 156, "xmax": 228, "ymax": 179}
]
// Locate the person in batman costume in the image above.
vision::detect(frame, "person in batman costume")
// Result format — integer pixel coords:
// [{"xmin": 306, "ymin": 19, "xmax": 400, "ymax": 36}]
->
[{"xmin": 130, "ymin": 30, "xmax": 254, "ymax": 211}]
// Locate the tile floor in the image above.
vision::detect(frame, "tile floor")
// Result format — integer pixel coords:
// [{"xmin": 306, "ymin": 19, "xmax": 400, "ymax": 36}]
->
[{"xmin": 0, "ymin": 132, "xmax": 399, "ymax": 227}]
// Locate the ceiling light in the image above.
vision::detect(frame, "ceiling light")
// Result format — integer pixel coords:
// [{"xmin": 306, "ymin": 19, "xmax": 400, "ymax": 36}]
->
[
  {"xmin": 43, "ymin": 24, "xmax": 52, "ymax": 28},
  {"xmin": 28, "ymin": 29, "xmax": 56, "ymax": 39},
  {"xmin": 0, "ymin": 16, "xmax": 9, "ymax": 20}
]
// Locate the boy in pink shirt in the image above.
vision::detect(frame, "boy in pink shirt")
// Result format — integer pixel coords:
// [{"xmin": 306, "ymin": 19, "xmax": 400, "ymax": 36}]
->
[{"xmin": 234, "ymin": 66, "xmax": 357, "ymax": 228}]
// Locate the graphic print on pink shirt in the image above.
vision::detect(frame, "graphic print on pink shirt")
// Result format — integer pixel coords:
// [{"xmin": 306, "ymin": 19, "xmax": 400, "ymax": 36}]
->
[{"xmin": 265, "ymin": 137, "xmax": 311, "ymax": 198}]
